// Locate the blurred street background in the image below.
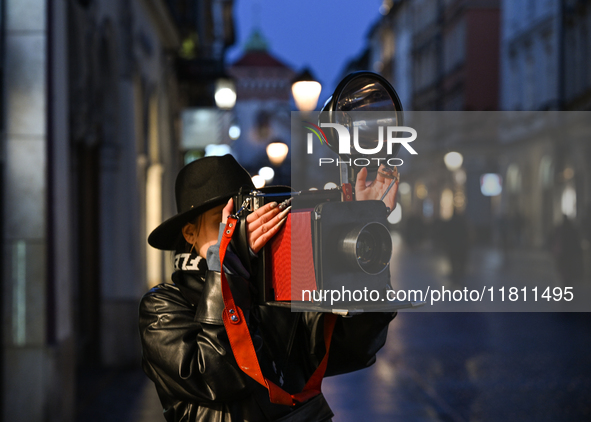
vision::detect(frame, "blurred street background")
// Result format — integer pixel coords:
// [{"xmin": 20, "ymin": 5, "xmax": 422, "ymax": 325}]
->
[{"xmin": 1, "ymin": 0, "xmax": 591, "ymax": 421}]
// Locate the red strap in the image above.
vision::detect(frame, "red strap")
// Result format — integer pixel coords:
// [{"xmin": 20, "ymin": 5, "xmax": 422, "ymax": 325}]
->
[
  {"xmin": 219, "ymin": 217, "xmax": 338, "ymax": 406},
  {"xmin": 342, "ymin": 183, "xmax": 353, "ymax": 202}
]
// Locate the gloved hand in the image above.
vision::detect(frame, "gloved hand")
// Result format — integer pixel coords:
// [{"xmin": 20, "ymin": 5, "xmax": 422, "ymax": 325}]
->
[
  {"xmin": 194, "ymin": 224, "xmax": 253, "ymax": 325},
  {"xmin": 194, "ymin": 270, "xmax": 251, "ymax": 325}
]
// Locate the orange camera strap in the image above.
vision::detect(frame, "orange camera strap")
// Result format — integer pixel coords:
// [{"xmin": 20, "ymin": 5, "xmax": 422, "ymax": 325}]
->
[{"xmin": 219, "ymin": 216, "xmax": 337, "ymax": 407}]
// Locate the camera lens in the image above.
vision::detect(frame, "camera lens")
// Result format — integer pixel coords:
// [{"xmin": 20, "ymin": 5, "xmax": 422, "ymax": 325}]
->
[
  {"xmin": 356, "ymin": 230, "xmax": 377, "ymax": 264},
  {"xmin": 340, "ymin": 222, "xmax": 392, "ymax": 275}
]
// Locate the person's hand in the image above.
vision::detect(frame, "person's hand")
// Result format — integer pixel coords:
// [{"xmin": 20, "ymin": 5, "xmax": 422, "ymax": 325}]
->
[
  {"xmin": 355, "ymin": 164, "xmax": 400, "ymax": 212},
  {"xmin": 222, "ymin": 198, "xmax": 234, "ymax": 225},
  {"xmin": 222, "ymin": 198, "xmax": 290, "ymax": 254}
]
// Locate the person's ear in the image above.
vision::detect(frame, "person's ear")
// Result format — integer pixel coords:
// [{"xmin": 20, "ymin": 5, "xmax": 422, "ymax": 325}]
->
[{"xmin": 182, "ymin": 222, "xmax": 198, "ymax": 246}]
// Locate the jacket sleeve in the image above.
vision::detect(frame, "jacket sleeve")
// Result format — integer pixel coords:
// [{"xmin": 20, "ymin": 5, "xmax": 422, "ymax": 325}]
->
[
  {"xmin": 302, "ymin": 311, "xmax": 396, "ymax": 376},
  {"xmin": 138, "ymin": 271, "xmax": 253, "ymax": 404}
]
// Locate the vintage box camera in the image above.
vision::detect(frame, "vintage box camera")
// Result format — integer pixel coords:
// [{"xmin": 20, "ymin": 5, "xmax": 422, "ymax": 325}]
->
[{"xmin": 232, "ymin": 72, "xmax": 421, "ymax": 313}]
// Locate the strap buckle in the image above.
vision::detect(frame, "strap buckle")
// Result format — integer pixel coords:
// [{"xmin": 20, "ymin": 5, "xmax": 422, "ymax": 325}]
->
[
  {"xmin": 232, "ymin": 188, "xmax": 263, "ymax": 219},
  {"xmin": 231, "ymin": 197, "xmax": 251, "ymax": 220}
]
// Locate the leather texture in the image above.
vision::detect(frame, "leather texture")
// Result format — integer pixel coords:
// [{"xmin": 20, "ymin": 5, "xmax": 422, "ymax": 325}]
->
[
  {"xmin": 272, "ymin": 393, "xmax": 333, "ymax": 422},
  {"xmin": 139, "ymin": 270, "xmax": 395, "ymax": 421}
]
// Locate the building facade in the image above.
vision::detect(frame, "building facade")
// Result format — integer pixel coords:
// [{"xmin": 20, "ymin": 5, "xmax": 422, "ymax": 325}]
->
[
  {"xmin": 228, "ymin": 29, "xmax": 294, "ymax": 185},
  {"xmin": 367, "ymin": 0, "xmax": 500, "ymax": 241},
  {"xmin": 499, "ymin": 0, "xmax": 591, "ymax": 248},
  {"xmin": 1, "ymin": 0, "xmax": 234, "ymax": 420},
  {"xmin": 355, "ymin": 0, "xmax": 590, "ymax": 273}
]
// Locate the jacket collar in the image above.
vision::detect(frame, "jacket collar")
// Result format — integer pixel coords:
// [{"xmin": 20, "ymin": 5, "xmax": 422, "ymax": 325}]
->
[{"xmin": 171, "ymin": 270, "xmax": 206, "ymax": 306}]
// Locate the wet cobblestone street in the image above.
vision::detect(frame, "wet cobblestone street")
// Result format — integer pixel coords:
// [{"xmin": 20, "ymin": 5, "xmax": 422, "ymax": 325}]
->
[{"xmin": 77, "ymin": 241, "xmax": 591, "ymax": 421}]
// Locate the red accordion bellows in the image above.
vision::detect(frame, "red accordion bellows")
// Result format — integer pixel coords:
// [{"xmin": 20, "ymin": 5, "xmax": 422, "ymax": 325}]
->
[{"xmin": 269, "ymin": 212, "xmax": 317, "ymax": 301}]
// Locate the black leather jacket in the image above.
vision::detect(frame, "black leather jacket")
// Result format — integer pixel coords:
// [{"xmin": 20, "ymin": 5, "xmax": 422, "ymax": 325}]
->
[{"xmin": 139, "ymin": 269, "xmax": 395, "ymax": 421}]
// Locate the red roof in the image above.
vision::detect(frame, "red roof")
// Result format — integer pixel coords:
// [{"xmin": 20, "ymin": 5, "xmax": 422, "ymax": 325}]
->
[{"xmin": 232, "ymin": 51, "xmax": 291, "ymax": 69}]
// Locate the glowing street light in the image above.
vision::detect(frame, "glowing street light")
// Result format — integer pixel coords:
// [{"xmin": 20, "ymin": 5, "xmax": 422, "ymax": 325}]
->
[
  {"xmin": 215, "ymin": 78, "xmax": 237, "ymax": 109},
  {"xmin": 415, "ymin": 183, "xmax": 428, "ymax": 199},
  {"xmin": 204, "ymin": 144, "xmax": 232, "ymax": 157},
  {"xmin": 324, "ymin": 182, "xmax": 338, "ymax": 190},
  {"xmin": 259, "ymin": 166, "xmax": 275, "ymax": 183},
  {"xmin": 387, "ymin": 203, "xmax": 402, "ymax": 224},
  {"xmin": 480, "ymin": 173, "xmax": 502, "ymax": 196},
  {"xmin": 398, "ymin": 182, "xmax": 411, "ymax": 195},
  {"xmin": 228, "ymin": 124, "xmax": 241, "ymax": 140},
  {"xmin": 291, "ymin": 68, "xmax": 322, "ymax": 112},
  {"xmin": 252, "ymin": 175, "xmax": 265, "ymax": 189},
  {"xmin": 266, "ymin": 142, "xmax": 289, "ymax": 166},
  {"xmin": 444, "ymin": 152, "xmax": 463, "ymax": 171}
]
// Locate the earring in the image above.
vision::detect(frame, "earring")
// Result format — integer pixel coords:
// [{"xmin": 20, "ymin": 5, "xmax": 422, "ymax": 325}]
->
[{"xmin": 189, "ymin": 243, "xmax": 196, "ymax": 254}]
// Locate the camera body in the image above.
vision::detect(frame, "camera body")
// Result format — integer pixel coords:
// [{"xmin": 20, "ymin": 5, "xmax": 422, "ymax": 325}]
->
[
  {"xmin": 232, "ymin": 187, "xmax": 393, "ymax": 310},
  {"xmin": 230, "ymin": 71, "xmax": 420, "ymax": 312}
]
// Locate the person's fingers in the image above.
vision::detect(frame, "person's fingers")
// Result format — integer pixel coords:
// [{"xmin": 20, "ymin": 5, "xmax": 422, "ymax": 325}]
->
[
  {"xmin": 355, "ymin": 167, "xmax": 368, "ymax": 197},
  {"xmin": 376, "ymin": 164, "xmax": 398, "ymax": 184},
  {"xmin": 250, "ymin": 214, "xmax": 289, "ymax": 253},
  {"xmin": 375, "ymin": 164, "xmax": 389, "ymax": 184},
  {"xmin": 248, "ymin": 206, "xmax": 291, "ymax": 252},
  {"xmin": 222, "ymin": 198, "xmax": 233, "ymax": 224},
  {"xmin": 250, "ymin": 206, "xmax": 290, "ymax": 238},
  {"xmin": 246, "ymin": 201, "xmax": 277, "ymax": 224},
  {"xmin": 246, "ymin": 201, "xmax": 279, "ymax": 231}
]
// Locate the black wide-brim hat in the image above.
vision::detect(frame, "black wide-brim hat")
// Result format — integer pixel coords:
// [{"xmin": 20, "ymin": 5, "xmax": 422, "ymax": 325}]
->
[{"xmin": 148, "ymin": 154, "xmax": 255, "ymax": 250}]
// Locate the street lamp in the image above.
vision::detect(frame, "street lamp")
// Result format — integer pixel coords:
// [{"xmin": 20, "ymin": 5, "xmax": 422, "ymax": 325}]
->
[
  {"xmin": 228, "ymin": 124, "xmax": 241, "ymax": 140},
  {"xmin": 291, "ymin": 68, "xmax": 322, "ymax": 112},
  {"xmin": 444, "ymin": 151, "xmax": 463, "ymax": 171},
  {"xmin": 480, "ymin": 174, "xmax": 502, "ymax": 196},
  {"xmin": 215, "ymin": 77, "xmax": 237, "ymax": 109},
  {"xmin": 259, "ymin": 166, "xmax": 275, "ymax": 183},
  {"xmin": 266, "ymin": 142, "xmax": 289, "ymax": 166},
  {"xmin": 252, "ymin": 175, "xmax": 266, "ymax": 189},
  {"xmin": 324, "ymin": 182, "xmax": 338, "ymax": 190}
]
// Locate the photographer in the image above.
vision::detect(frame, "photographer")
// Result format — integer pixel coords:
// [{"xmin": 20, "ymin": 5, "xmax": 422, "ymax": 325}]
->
[{"xmin": 139, "ymin": 154, "xmax": 399, "ymax": 421}]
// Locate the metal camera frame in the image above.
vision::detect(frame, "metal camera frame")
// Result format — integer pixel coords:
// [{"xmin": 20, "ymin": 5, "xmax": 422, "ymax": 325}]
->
[
  {"xmin": 320, "ymin": 71, "xmax": 405, "ymax": 189},
  {"xmin": 235, "ymin": 72, "xmax": 424, "ymax": 314}
]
